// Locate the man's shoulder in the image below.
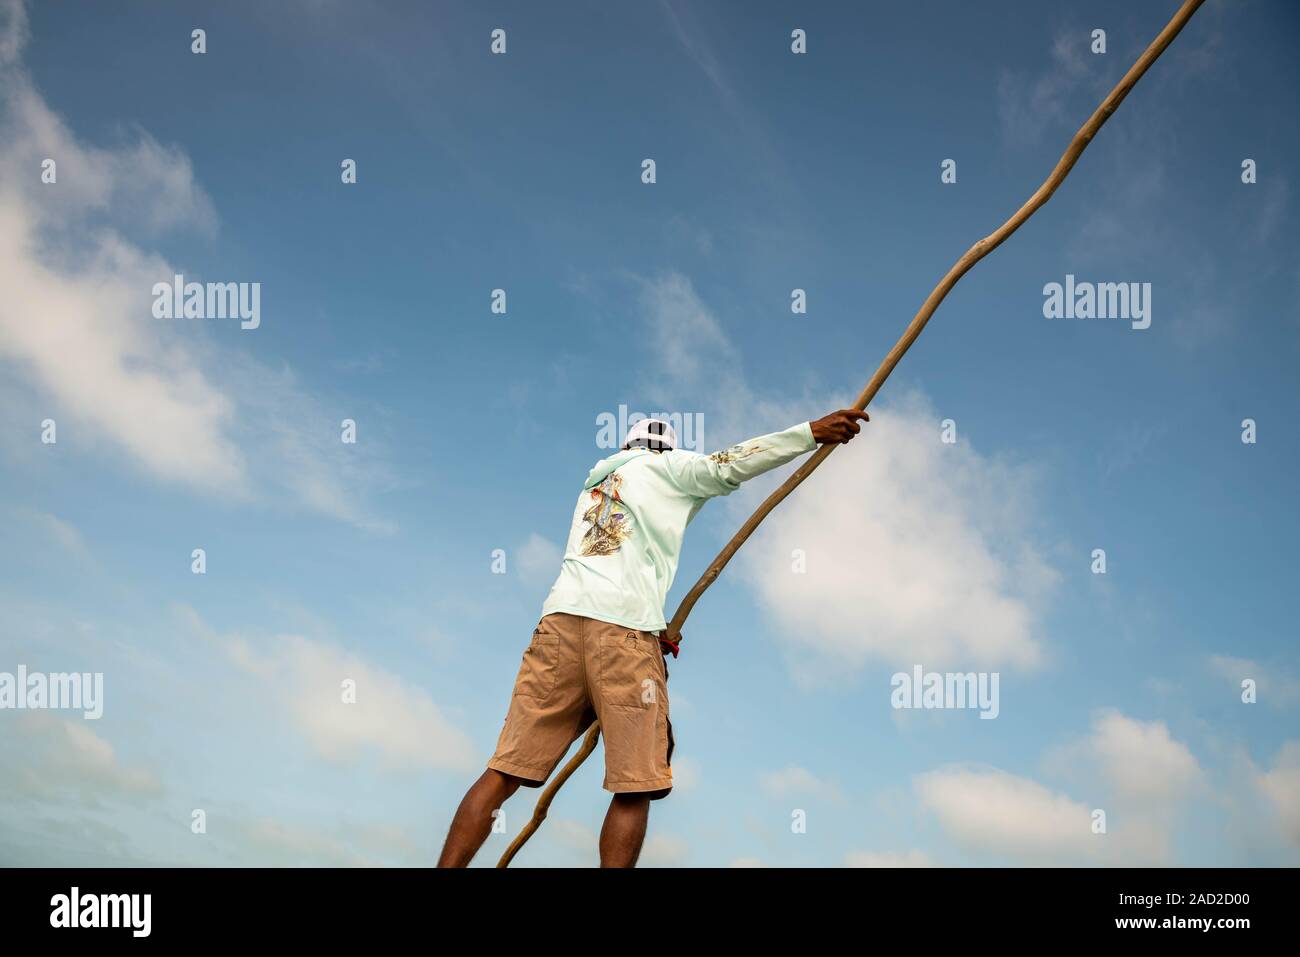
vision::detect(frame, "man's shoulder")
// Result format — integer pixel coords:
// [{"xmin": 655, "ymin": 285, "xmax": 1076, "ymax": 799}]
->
[
  {"xmin": 623, "ymin": 448, "xmax": 703, "ymax": 467},
  {"xmin": 637, "ymin": 449, "xmax": 705, "ymax": 475}
]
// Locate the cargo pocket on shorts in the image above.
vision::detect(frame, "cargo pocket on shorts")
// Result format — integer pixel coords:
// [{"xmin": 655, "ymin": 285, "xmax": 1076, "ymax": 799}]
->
[
  {"xmin": 514, "ymin": 627, "xmax": 560, "ymax": 699},
  {"xmin": 600, "ymin": 630, "xmax": 664, "ymax": 711}
]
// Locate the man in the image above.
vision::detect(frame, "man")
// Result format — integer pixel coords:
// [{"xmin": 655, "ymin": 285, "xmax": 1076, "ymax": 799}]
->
[{"xmin": 437, "ymin": 409, "xmax": 869, "ymax": 867}]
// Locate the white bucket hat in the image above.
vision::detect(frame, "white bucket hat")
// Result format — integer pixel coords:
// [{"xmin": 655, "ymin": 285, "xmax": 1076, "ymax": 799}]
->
[{"xmin": 623, "ymin": 418, "xmax": 678, "ymax": 451}]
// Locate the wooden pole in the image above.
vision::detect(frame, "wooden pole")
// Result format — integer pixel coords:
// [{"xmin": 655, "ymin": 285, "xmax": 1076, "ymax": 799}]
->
[
  {"xmin": 499, "ymin": 0, "xmax": 1206, "ymax": 868},
  {"xmin": 496, "ymin": 722, "xmax": 601, "ymax": 867}
]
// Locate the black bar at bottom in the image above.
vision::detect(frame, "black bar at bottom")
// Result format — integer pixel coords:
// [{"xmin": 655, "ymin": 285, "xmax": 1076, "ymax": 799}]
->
[{"xmin": 0, "ymin": 866, "xmax": 1287, "ymax": 942}]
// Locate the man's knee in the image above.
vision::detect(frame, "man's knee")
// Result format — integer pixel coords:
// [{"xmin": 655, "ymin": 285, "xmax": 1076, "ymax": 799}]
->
[
  {"xmin": 482, "ymin": 768, "xmax": 527, "ymax": 800},
  {"xmin": 612, "ymin": 788, "xmax": 670, "ymax": 804},
  {"xmin": 610, "ymin": 791, "xmax": 654, "ymax": 812}
]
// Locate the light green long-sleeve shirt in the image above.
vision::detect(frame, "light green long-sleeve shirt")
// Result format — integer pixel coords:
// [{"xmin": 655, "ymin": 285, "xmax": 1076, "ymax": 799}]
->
[{"xmin": 540, "ymin": 422, "xmax": 817, "ymax": 631}]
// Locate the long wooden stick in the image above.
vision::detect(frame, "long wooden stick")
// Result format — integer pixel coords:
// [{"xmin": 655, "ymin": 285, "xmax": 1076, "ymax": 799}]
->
[
  {"xmin": 499, "ymin": 0, "xmax": 1205, "ymax": 867},
  {"xmin": 496, "ymin": 722, "xmax": 601, "ymax": 867}
]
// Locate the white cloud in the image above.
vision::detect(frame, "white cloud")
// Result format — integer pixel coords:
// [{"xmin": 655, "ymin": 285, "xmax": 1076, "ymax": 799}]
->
[
  {"xmin": 739, "ymin": 392, "xmax": 1055, "ymax": 671},
  {"xmin": 0, "ymin": 2, "xmax": 390, "ymax": 529},
  {"xmin": 0, "ymin": 164, "xmax": 241, "ymax": 489},
  {"xmin": 634, "ymin": 273, "xmax": 1056, "ymax": 674},
  {"xmin": 220, "ymin": 358, "xmax": 396, "ymax": 532},
  {"xmin": 185, "ymin": 607, "xmax": 475, "ymax": 772},
  {"xmin": 275, "ymin": 634, "xmax": 475, "ymax": 770},
  {"xmin": 634, "ymin": 271, "xmax": 794, "ymax": 446},
  {"xmin": 1021, "ymin": 711, "xmax": 1204, "ymax": 863},
  {"xmin": 1256, "ymin": 741, "xmax": 1300, "ymax": 845},
  {"xmin": 15, "ymin": 507, "xmax": 90, "ymax": 560},
  {"xmin": 915, "ymin": 766, "xmax": 1095, "ymax": 863},
  {"xmin": 637, "ymin": 271, "xmax": 739, "ymax": 403},
  {"xmin": 844, "ymin": 849, "xmax": 935, "ymax": 868},
  {"xmin": 0, "ymin": 0, "xmax": 28, "ymax": 67},
  {"xmin": 2, "ymin": 713, "xmax": 162, "ymax": 803},
  {"xmin": 1084, "ymin": 711, "xmax": 1201, "ymax": 805}
]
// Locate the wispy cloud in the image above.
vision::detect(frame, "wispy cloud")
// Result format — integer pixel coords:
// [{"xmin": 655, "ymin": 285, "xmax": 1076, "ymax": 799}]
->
[
  {"xmin": 1004, "ymin": 12, "xmax": 1281, "ymax": 352},
  {"xmin": 915, "ymin": 765, "xmax": 1096, "ymax": 864},
  {"xmin": 1210, "ymin": 654, "xmax": 1300, "ymax": 709},
  {"xmin": 1256, "ymin": 741, "xmax": 1300, "ymax": 846},
  {"xmin": 922, "ymin": 711, "xmax": 1205, "ymax": 865},
  {"xmin": 14, "ymin": 507, "xmax": 91, "ymax": 561},
  {"xmin": 1083, "ymin": 710, "xmax": 1202, "ymax": 805},
  {"xmin": 997, "ymin": 30, "xmax": 1097, "ymax": 146},
  {"xmin": 0, "ymin": 0, "xmax": 392, "ymax": 530},
  {"xmin": 658, "ymin": 0, "xmax": 740, "ymax": 117},
  {"xmin": 182, "ymin": 606, "xmax": 475, "ymax": 772},
  {"xmin": 2, "ymin": 712, "xmax": 163, "ymax": 805},
  {"xmin": 1043, "ymin": 710, "xmax": 1204, "ymax": 863}
]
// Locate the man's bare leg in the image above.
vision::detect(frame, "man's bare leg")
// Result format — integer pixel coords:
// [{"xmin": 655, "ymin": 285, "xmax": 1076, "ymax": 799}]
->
[
  {"xmin": 437, "ymin": 769, "xmax": 523, "ymax": 868},
  {"xmin": 599, "ymin": 792, "xmax": 652, "ymax": 868}
]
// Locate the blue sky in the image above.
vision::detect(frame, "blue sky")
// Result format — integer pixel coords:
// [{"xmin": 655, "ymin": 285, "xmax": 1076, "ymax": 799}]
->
[{"xmin": 1, "ymin": 0, "xmax": 1297, "ymax": 867}]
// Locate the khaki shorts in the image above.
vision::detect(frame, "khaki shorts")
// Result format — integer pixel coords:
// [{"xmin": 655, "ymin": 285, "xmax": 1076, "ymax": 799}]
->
[{"xmin": 488, "ymin": 612, "xmax": 674, "ymax": 797}]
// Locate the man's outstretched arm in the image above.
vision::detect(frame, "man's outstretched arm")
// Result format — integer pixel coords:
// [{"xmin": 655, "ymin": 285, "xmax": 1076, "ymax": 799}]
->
[{"xmin": 663, "ymin": 409, "xmax": 868, "ymax": 499}]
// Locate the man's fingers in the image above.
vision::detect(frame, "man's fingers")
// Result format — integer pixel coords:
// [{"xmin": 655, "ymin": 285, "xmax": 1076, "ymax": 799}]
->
[
  {"xmin": 811, "ymin": 409, "xmax": 870, "ymax": 445},
  {"xmin": 832, "ymin": 410, "xmax": 869, "ymax": 441}
]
